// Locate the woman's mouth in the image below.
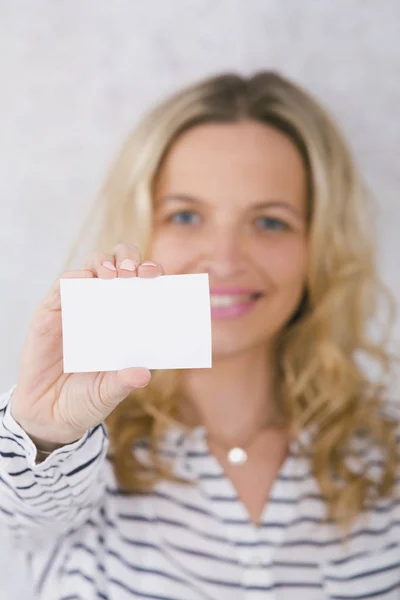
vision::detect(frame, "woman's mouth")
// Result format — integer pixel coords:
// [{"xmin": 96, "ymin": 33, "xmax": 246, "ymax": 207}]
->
[{"xmin": 209, "ymin": 289, "xmax": 263, "ymax": 319}]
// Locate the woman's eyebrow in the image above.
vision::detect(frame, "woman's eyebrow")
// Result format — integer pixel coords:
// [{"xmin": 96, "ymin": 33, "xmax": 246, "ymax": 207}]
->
[
  {"xmin": 252, "ymin": 200, "xmax": 304, "ymax": 219},
  {"xmin": 159, "ymin": 194, "xmax": 203, "ymax": 204}
]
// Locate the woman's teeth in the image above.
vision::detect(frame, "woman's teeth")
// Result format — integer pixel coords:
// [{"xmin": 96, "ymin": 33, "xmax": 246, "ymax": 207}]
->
[{"xmin": 210, "ymin": 294, "xmax": 256, "ymax": 307}]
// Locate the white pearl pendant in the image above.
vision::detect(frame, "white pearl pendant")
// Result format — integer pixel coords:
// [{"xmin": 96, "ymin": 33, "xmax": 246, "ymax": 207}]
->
[{"xmin": 227, "ymin": 447, "xmax": 248, "ymax": 465}]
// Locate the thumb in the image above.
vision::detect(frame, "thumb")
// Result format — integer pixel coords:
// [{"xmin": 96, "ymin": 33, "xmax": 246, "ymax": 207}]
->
[{"xmin": 99, "ymin": 367, "xmax": 151, "ymax": 410}]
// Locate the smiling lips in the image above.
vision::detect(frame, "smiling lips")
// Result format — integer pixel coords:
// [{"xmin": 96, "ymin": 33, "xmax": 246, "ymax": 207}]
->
[{"xmin": 209, "ymin": 287, "xmax": 264, "ymax": 319}]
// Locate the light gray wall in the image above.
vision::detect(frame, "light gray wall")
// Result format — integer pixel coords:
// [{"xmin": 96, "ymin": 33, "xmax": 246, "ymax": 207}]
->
[
  {"xmin": 1, "ymin": 0, "xmax": 399, "ymax": 392},
  {"xmin": 0, "ymin": 1, "xmax": 399, "ymax": 596}
]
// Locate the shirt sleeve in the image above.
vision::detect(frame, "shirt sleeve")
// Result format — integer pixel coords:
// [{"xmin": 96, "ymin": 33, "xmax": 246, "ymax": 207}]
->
[{"xmin": 0, "ymin": 387, "xmax": 109, "ymax": 547}]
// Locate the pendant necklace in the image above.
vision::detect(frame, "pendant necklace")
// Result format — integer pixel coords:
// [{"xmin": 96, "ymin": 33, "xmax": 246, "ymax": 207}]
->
[{"xmin": 208, "ymin": 427, "xmax": 267, "ymax": 466}]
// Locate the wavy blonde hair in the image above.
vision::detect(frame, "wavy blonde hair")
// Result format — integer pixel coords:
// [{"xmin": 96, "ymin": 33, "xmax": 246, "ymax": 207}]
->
[{"xmin": 67, "ymin": 72, "xmax": 399, "ymax": 528}]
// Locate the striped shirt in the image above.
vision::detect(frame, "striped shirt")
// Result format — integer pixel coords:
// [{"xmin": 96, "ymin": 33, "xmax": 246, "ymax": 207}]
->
[{"xmin": 0, "ymin": 387, "xmax": 399, "ymax": 600}]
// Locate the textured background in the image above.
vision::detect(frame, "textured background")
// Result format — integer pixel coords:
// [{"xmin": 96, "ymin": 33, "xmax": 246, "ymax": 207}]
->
[{"xmin": 0, "ymin": 1, "xmax": 399, "ymax": 597}]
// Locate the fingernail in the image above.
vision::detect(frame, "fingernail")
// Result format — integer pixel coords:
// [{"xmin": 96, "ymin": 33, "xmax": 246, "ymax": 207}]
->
[
  {"xmin": 141, "ymin": 261, "xmax": 158, "ymax": 268},
  {"xmin": 102, "ymin": 261, "xmax": 117, "ymax": 271},
  {"xmin": 135, "ymin": 380, "xmax": 150, "ymax": 388},
  {"xmin": 119, "ymin": 258, "xmax": 136, "ymax": 271}
]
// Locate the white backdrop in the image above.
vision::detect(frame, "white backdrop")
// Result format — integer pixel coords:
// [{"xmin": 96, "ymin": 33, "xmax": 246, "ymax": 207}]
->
[{"xmin": 0, "ymin": 1, "xmax": 399, "ymax": 595}]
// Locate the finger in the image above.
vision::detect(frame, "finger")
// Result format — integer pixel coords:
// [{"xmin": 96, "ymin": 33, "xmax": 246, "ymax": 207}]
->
[
  {"xmin": 137, "ymin": 260, "xmax": 164, "ymax": 279},
  {"xmin": 113, "ymin": 243, "xmax": 142, "ymax": 279},
  {"xmin": 117, "ymin": 367, "xmax": 151, "ymax": 389},
  {"xmin": 84, "ymin": 252, "xmax": 118, "ymax": 279},
  {"xmin": 61, "ymin": 269, "xmax": 95, "ymax": 280},
  {"xmin": 43, "ymin": 269, "xmax": 94, "ymax": 312},
  {"xmin": 99, "ymin": 367, "xmax": 152, "ymax": 410}
]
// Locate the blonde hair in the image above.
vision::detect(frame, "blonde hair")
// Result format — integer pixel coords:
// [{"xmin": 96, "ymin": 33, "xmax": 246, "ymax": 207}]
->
[{"xmin": 67, "ymin": 72, "xmax": 399, "ymax": 529}]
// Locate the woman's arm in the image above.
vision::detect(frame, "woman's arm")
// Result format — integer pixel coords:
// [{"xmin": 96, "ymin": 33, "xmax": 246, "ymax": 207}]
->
[{"xmin": 0, "ymin": 387, "xmax": 108, "ymax": 546}]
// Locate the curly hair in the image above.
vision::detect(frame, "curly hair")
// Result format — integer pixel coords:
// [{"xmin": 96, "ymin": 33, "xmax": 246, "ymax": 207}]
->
[{"xmin": 66, "ymin": 71, "xmax": 399, "ymax": 530}]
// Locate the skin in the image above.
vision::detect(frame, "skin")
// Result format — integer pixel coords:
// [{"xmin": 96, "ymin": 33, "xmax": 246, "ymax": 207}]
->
[
  {"xmin": 149, "ymin": 120, "xmax": 309, "ymax": 522},
  {"xmin": 152, "ymin": 121, "xmax": 308, "ymax": 360}
]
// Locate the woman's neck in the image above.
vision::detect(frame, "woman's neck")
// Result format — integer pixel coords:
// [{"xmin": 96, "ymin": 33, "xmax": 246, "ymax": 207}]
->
[{"xmin": 179, "ymin": 344, "xmax": 286, "ymax": 445}]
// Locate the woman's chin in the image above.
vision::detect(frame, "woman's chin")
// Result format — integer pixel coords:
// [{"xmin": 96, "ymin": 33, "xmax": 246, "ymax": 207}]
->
[
  {"xmin": 210, "ymin": 318, "xmax": 283, "ymax": 360},
  {"xmin": 210, "ymin": 333, "xmax": 268, "ymax": 361}
]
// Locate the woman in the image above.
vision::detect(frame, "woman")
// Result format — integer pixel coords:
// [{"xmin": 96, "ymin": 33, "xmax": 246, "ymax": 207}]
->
[{"xmin": 0, "ymin": 72, "xmax": 399, "ymax": 599}]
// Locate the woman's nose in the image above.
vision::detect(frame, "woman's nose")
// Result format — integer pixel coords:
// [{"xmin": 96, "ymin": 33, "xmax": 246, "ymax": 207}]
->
[{"xmin": 204, "ymin": 229, "xmax": 247, "ymax": 279}]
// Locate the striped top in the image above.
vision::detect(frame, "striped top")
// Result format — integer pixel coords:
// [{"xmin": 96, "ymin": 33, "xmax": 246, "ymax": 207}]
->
[{"xmin": 0, "ymin": 387, "xmax": 399, "ymax": 600}]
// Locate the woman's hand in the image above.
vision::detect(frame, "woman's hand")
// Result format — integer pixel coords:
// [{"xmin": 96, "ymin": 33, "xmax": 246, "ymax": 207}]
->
[{"xmin": 11, "ymin": 244, "xmax": 162, "ymax": 450}]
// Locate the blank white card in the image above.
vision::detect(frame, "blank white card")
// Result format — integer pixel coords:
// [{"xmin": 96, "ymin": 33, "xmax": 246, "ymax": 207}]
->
[{"xmin": 60, "ymin": 273, "xmax": 212, "ymax": 372}]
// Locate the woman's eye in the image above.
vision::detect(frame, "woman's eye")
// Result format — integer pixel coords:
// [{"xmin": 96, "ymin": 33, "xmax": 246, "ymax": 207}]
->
[
  {"xmin": 255, "ymin": 216, "xmax": 289, "ymax": 231},
  {"xmin": 168, "ymin": 210, "xmax": 200, "ymax": 225}
]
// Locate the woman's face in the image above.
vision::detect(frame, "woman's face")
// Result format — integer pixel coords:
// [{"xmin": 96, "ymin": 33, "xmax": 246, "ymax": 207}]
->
[{"xmin": 150, "ymin": 120, "xmax": 308, "ymax": 359}]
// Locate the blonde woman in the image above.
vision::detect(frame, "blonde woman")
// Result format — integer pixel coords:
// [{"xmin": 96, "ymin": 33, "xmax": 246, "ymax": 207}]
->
[{"xmin": 1, "ymin": 72, "xmax": 399, "ymax": 599}]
